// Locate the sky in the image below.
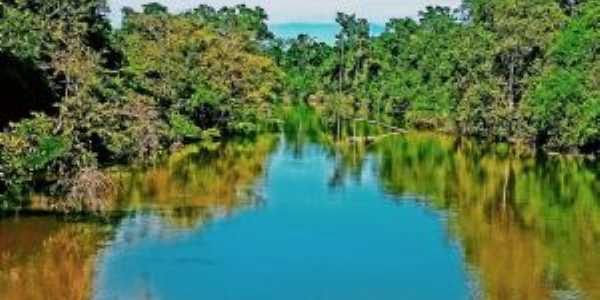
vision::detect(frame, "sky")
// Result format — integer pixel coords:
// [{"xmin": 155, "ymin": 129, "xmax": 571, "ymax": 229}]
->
[{"xmin": 107, "ymin": 0, "xmax": 462, "ymax": 25}]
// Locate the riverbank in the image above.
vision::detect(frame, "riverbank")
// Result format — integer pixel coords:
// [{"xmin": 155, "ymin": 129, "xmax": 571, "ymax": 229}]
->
[{"xmin": 4, "ymin": 104, "xmax": 598, "ymax": 214}]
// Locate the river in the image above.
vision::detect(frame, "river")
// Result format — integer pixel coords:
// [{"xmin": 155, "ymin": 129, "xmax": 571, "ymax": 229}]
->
[{"xmin": 1, "ymin": 114, "xmax": 599, "ymax": 300}]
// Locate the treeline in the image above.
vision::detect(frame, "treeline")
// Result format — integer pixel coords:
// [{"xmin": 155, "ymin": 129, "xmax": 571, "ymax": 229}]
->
[
  {"xmin": 1, "ymin": 0, "xmax": 599, "ymax": 209},
  {"xmin": 270, "ymin": 0, "xmax": 599, "ymax": 152},
  {"xmin": 0, "ymin": 1, "xmax": 281, "ymax": 209}
]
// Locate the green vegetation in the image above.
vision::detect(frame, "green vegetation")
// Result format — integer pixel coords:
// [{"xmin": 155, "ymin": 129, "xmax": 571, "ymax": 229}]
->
[
  {"xmin": 273, "ymin": 0, "xmax": 599, "ymax": 151},
  {"xmin": 0, "ymin": 1, "xmax": 280, "ymax": 209},
  {"xmin": 1, "ymin": 0, "xmax": 599, "ymax": 210}
]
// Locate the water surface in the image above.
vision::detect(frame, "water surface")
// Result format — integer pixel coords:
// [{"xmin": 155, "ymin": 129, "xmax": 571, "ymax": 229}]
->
[{"xmin": 1, "ymin": 123, "xmax": 600, "ymax": 300}]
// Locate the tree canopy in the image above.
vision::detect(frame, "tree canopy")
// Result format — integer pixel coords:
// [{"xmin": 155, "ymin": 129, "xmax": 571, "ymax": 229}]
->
[
  {"xmin": 0, "ymin": 1, "xmax": 281, "ymax": 209},
  {"xmin": 273, "ymin": 1, "xmax": 599, "ymax": 150},
  {"xmin": 1, "ymin": 0, "xmax": 599, "ymax": 210}
]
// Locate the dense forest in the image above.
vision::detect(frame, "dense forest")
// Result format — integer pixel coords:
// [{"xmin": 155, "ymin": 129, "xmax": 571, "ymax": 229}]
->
[
  {"xmin": 0, "ymin": 1, "xmax": 282, "ymax": 209},
  {"xmin": 0, "ymin": 0, "xmax": 598, "ymax": 210},
  {"xmin": 273, "ymin": 0, "xmax": 599, "ymax": 151}
]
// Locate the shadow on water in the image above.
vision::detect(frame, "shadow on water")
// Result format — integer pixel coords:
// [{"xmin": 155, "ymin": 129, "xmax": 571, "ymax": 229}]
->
[{"xmin": 1, "ymin": 107, "xmax": 600, "ymax": 299}]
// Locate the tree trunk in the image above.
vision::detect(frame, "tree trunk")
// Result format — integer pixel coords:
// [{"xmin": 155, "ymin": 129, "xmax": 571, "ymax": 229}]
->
[
  {"xmin": 507, "ymin": 53, "xmax": 515, "ymax": 111},
  {"xmin": 65, "ymin": 74, "xmax": 70, "ymax": 102},
  {"xmin": 336, "ymin": 114, "xmax": 341, "ymax": 141},
  {"xmin": 339, "ymin": 36, "xmax": 344, "ymax": 93},
  {"xmin": 502, "ymin": 162, "xmax": 509, "ymax": 212}
]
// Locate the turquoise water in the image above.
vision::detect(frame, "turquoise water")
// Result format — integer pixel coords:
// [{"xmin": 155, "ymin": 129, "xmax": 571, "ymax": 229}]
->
[
  {"xmin": 270, "ymin": 23, "xmax": 386, "ymax": 44},
  {"xmin": 92, "ymin": 140, "xmax": 471, "ymax": 300}
]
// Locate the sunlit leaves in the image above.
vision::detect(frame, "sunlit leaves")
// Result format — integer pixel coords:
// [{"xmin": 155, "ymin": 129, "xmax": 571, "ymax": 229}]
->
[
  {"xmin": 523, "ymin": 0, "xmax": 600, "ymax": 150},
  {"xmin": 120, "ymin": 7, "xmax": 281, "ymax": 135}
]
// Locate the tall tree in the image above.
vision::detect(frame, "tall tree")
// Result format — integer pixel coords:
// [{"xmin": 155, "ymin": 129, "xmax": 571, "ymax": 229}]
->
[
  {"xmin": 523, "ymin": 0, "xmax": 600, "ymax": 150},
  {"xmin": 463, "ymin": 0, "xmax": 566, "ymax": 111}
]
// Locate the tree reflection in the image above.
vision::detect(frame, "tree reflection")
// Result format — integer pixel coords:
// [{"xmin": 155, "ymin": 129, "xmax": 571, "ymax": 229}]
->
[
  {"xmin": 268, "ymin": 106, "xmax": 600, "ymax": 299},
  {"xmin": 0, "ymin": 135, "xmax": 278, "ymax": 299},
  {"xmin": 372, "ymin": 132, "xmax": 600, "ymax": 300},
  {"xmin": 0, "ymin": 217, "xmax": 111, "ymax": 300},
  {"xmin": 111, "ymin": 135, "xmax": 278, "ymax": 228}
]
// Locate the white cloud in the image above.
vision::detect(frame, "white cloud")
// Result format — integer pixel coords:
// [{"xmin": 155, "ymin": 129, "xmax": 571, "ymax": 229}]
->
[{"xmin": 108, "ymin": 0, "xmax": 461, "ymax": 25}]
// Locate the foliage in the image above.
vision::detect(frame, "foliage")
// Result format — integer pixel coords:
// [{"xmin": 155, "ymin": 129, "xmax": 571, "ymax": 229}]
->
[
  {"xmin": 0, "ymin": 1, "xmax": 281, "ymax": 210},
  {"xmin": 276, "ymin": 34, "xmax": 333, "ymax": 101},
  {"xmin": 0, "ymin": 114, "xmax": 69, "ymax": 199},
  {"xmin": 185, "ymin": 4, "xmax": 274, "ymax": 41},
  {"xmin": 119, "ymin": 7, "xmax": 282, "ymax": 136},
  {"xmin": 523, "ymin": 0, "xmax": 600, "ymax": 151},
  {"xmin": 272, "ymin": 1, "xmax": 598, "ymax": 151},
  {"xmin": 1, "ymin": 0, "xmax": 599, "ymax": 210}
]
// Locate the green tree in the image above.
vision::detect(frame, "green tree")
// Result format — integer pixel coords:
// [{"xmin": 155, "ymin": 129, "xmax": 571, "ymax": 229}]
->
[
  {"xmin": 142, "ymin": 2, "xmax": 168, "ymax": 15},
  {"xmin": 463, "ymin": 0, "xmax": 566, "ymax": 112},
  {"xmin": 523, "ymin": 0, "xmax": 600, "ymax": 151},
  {"xmin": 119, "ymin": 6, "xmax": 281, "ymax": 137}
]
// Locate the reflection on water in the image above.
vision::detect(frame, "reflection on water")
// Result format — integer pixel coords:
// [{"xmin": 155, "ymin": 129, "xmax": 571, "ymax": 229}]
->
[
  {"xmin": 370, "ymin": 132, "xmax": 600, "ymax": 300},
  {"xmin": 0, "ymin": 216, "xmax": 112, "ymax": 300},
  {"xmin": 1, "ymin": 111, "xmax": 600, "ymax": 299},
  {"xmin": 0, "ymin": 136, "xmax": 278, "ymax": 300},
  {"xmin": 110, "ymin": 135, "xmax": 278, "ymax": 228}
]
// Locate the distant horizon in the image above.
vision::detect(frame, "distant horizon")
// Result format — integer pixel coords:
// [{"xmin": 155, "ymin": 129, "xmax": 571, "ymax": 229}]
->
[
  {"xmin": 270, "ymin": 23, "xmax": 386, "ymax": 43},
  {"xmin": 108, "ymin": 0, "xmax": 459, "ymax": 43},
  {"xmin": 268, "ymin": 21, "xmax": 388, "ymax": 26},
  {"xmin": 108, "ymin": 0, "xmax": 460, "ymax": 26}
]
